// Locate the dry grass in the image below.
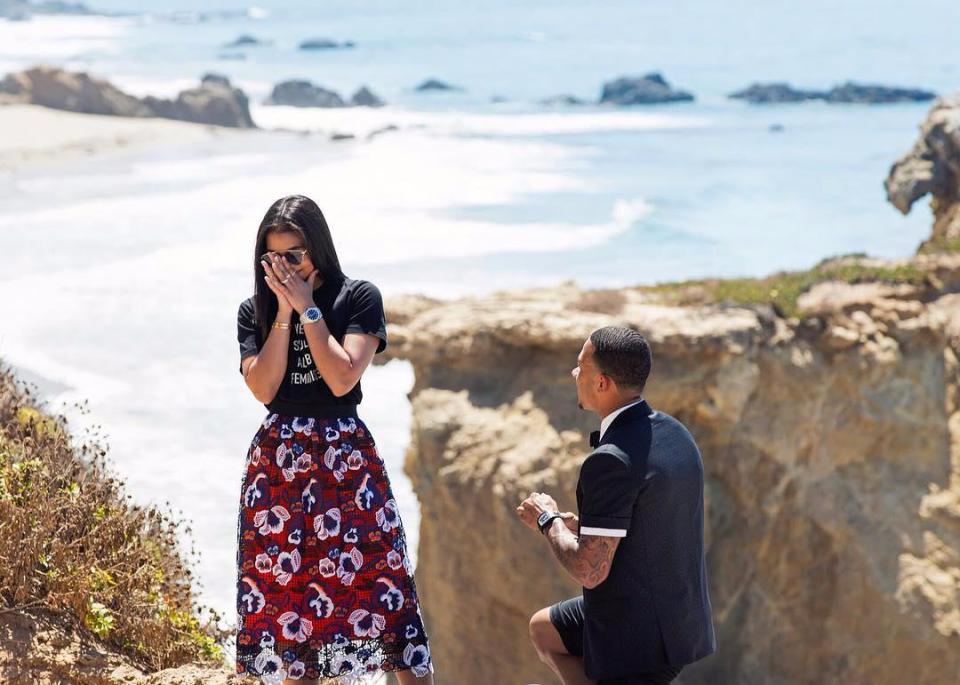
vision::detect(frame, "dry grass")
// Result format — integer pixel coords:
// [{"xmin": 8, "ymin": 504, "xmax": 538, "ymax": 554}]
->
[
  {"xmin": 641, "ymin": 254, "xmax": 931, "ymax": 318},
  {"xmin": 0, "ymin": 360, "xmax": 229, "ymax": 671}
]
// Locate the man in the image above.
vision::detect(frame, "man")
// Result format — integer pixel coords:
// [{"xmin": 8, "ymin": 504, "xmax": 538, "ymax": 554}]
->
[{"xmin": 517, "ymin": 326, "xmax": 716, "ymax": 685}]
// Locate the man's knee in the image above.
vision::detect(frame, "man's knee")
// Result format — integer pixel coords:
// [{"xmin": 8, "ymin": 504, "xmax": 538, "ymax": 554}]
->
[{"xmin": 529, "ymin": 608, "xmax": 557, "ymax": 661}]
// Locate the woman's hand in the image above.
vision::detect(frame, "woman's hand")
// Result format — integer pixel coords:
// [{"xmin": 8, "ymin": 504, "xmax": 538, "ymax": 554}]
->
[
  {"xmin": 262, "ymin": 254, "xmax": 320, "ymax": 315},
  {"xmin": 261, "ymin": 257, "xmax": 294, "ymax": 316}
]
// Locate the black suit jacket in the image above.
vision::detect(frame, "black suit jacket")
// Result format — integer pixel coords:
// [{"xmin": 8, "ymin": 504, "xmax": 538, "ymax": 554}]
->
[{"xmin": 576, "ymin": 399, "xmax": 716, "ymax": 679}]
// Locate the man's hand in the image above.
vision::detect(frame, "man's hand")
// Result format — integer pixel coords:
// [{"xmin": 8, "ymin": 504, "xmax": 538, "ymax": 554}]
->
[
  {"xmin": 559, "ymin": 511, "xmax": 579, "ymax": 534},
  {"xmin": 516, "ymin": 492, "xmax": 560, "ymax": 532}
]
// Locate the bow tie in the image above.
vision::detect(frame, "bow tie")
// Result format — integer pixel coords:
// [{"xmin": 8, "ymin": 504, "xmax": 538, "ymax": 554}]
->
[{"xmin": 589, "ymin": 430, "xmax": 601, "ymax": 448}]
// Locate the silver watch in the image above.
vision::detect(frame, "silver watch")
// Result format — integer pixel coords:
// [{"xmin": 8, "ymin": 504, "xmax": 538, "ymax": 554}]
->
[{"xmin": 300, "ymin": 306, "xmax": 323, "ymax": 324}]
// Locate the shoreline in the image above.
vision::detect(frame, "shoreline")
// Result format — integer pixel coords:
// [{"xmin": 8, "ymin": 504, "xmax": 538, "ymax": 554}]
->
[{"xmin": 0, "ymin": 103, "xmax": 252, "ymax": 171}]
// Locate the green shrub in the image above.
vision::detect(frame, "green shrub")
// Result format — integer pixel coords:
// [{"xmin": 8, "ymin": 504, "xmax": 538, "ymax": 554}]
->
[{"xmin": 0, "ymin": 361, "xmax": 230, "ymax": 671}]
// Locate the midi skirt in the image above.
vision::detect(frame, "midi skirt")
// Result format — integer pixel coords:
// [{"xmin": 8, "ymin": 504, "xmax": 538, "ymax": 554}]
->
[{"xmin": 235, "ymin": 411, "xmax": 433, "ymax": 684}]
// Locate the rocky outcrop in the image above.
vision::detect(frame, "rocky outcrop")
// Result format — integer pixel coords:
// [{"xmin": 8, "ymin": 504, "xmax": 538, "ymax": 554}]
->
[
  {"xmin": 415, "ymin": 79, "xmax": 462, "ymax": 92},
  {"xmin": 0, "ymin": 67, "xmax": 255, "ymax": 128},
  {"xmin": 350, "ymin": 86, "xmax": 384, "ymax": 107},
  {"xmin": 599, "ymin": 73, "xmax": 694, "ymax": 105},
  {"xmin": 263, "ymin": 81, "xmax": 386, "ymax": 108},
  {"xmin": 729, "ymin": 82, "xmax": 822, "ymax": 104},
  {"xmin": 0, "ymin": 66, "xmax": 152, "ymax": 116},
  {"xmin": 142, "ymin": 74, "xmax": 254, "ymax": 128},
  {"xmin": 886, "ymin": 94, "xmax": 960, "ymax": 253},
  {"xmin": 731, "ymin": 81, "xmax": 937, "ymax": 104},
  {"xmin": 0, "ymin": 607, "xmax": 279, "ymax": 684},
  {"xmin": 264, "ymin": 79, "xmax": 345, "ymax": 108},
  {"xmin": 380, "ymin": 255, "xmax": 960, "ymax": 685},
  {"xmin": 825, "ymin": 81, "xmax": 937, "ymax": 104}
]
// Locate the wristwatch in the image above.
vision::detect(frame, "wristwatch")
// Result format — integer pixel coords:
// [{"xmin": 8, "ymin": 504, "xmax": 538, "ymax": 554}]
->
[
  {"xmin": 537, "ymin": 511, "xmax": 562, "ymax": 535},
  {"xmin": 300, "ymin": 306, "xmax": 323, "ymax": 324}
]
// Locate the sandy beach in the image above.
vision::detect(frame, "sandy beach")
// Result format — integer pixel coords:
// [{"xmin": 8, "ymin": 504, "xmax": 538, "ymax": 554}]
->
[{"xmin": 0, "ymin": 103, "xmax": 241, "ymax": 170}]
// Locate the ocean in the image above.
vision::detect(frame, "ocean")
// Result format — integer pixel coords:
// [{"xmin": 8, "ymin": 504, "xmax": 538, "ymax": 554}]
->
[{"xmin": 0, "ymin": 0, "xmax": 957, "ymax": 660}]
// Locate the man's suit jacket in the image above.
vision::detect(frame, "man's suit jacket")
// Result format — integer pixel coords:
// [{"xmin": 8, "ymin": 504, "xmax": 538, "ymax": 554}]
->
[{"xmin": 577, "ymin": 399, "xmax": 716, "ymax": 679}]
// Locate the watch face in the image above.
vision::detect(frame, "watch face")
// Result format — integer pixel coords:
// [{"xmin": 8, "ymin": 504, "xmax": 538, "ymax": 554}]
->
[
  {"xmin": 538, "ymin": 511, "xmax": 552, "ymax": 527},
  {"xmin": 306, "ymin": 308, "xmax": 320, "ymax": 321}
]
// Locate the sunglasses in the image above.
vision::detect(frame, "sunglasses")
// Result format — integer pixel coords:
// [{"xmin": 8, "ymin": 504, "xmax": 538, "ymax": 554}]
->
[{"xmin": 261, "ymin": 248, "xmax": 309, "ymax": 266}]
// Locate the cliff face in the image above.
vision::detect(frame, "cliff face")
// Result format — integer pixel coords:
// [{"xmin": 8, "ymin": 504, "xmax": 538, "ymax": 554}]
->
[
  {"xmin": 382, "ymin": 257, "xmax": 960, "ymax": 685},
  {"xmin": 886, "ymin": 94, "xmax": 960, "ymax": 253}
]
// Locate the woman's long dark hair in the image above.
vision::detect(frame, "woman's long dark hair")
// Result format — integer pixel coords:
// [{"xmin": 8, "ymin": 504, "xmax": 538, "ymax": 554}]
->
[{"xmin": 252, "ymin": 195, "xmax": 345, "ymax": 343}]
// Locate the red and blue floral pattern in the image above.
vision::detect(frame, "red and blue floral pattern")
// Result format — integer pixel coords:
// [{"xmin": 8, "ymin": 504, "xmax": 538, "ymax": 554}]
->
[{"xmin": 236, "ymin": 413, "xmax": 432, "ymax": 684}]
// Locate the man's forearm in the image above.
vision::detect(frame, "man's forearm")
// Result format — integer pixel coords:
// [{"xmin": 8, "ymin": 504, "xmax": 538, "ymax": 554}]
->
[{"xmin": 543, "ymin": 521, "xmax": 617, "ymax": 590}]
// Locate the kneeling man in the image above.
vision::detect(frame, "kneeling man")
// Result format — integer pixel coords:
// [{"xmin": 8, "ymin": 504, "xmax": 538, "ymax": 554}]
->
[{"xmin": 518, "ymin": 326, "xmax": 716, "ymax": 685}]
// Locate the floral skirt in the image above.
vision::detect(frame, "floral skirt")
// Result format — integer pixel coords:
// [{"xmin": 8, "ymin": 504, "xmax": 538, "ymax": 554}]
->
[{"xmin": 235, "ymin": 412, "xmax": 433, "ymax": 684}]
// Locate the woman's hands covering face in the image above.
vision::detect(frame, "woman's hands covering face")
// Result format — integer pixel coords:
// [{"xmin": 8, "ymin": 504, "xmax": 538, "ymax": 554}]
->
[{"xmin": 262, "ymin": 253, "xmax": 321, "ymax": 316}]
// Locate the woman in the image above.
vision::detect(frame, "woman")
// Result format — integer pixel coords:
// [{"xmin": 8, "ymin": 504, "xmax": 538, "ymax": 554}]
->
[{"xmin": 235, "ymin": 195, "xmax": 434, "ymax": 685}]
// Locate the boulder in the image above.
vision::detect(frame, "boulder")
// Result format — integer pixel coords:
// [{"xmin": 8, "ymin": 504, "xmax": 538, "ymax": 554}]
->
[
  {"xmin": 264, "ymin": 79, "xmax": 345, "ymax": 108},
  {"xmin": 350, "ymin": 85, "xmax": 384, "ymax": 107},
  {"xmin": 599, "ymin": 72, "xmax": 694, "ymax": 105},
  {"xmin": 142, "ymin": 75, "xmax": 255, "ymax": 128}
]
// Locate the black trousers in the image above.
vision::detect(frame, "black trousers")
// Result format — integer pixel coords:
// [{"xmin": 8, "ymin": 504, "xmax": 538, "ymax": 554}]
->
[{"xmin": 549, "ymin": 596, "xmax": 683, "ymax": 685}]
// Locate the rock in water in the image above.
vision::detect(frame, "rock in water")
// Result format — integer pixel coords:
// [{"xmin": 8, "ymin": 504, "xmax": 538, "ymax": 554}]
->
[
  {"xmin": 729, "ymin": 80, "xmax": 937, "ymax": 105},
  {"xmin": 0, "ymin": 65, "xmax": 152, "ymax": 116},
  {"xmin": 729, "ymin": 82, "xmax": 823, "ymax": 103},
  {"xmin": 299, "ymin": 38, "xmax": 355, "ymax": 50},
  {"xmin": 599, "ymin": 72, "xmax": 694, "ymax": 105},
  {"xmin": 415, "ymin": 78, "xmax": 462, "ymax": 92},
  {"xmin": 223, "ymin": 34, "xmax": 268, "ymax": 48},
  {"xmin": 886, "ymin": 93, "xmax": 960, "ymax": 252},
  {"xmin": 351, "ymin": 85, "xmax": 384, "ymax": 107},
  {"xmin": 264, "ymin": 79, "xmax": 346, "ymax": 107},
  {"xmin": 539, "ymin": 94, "xmax": 588, "ymax": 106},
  {"xmin": 825, "ymin": 81, "xmax": 937, "ymax": 103}
]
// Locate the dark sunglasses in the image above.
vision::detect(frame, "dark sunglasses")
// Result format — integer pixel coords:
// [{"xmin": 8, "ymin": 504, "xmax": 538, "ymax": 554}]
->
[{"xmin": 261, "ymin": 248, "xmax": 309, "ymax": 266}]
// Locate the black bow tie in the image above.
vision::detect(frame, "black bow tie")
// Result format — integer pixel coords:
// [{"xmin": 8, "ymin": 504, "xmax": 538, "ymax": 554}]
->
[{"xmin": 589, "ymin": 430, "xmax": 601, "ymax": 448}]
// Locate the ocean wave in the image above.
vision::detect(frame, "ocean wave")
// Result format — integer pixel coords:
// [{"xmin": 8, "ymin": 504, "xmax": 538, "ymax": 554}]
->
[
  {"xmin": 250, "ymin": 104, "xmax": 712, "ymax": 138},
  {"xmin": 0, "ymin": 15, "xmax": 130, "ymax": 61}
]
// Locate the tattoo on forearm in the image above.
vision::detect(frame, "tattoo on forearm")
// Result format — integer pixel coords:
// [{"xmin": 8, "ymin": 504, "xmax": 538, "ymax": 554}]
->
[{"xmin": 545, "ymin": 524, "xmax": 619, "ymax": 588}]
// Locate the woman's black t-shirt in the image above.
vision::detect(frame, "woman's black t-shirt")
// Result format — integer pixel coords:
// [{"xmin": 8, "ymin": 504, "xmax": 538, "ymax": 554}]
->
[{"xmin": 236, "ymin": 275, "xmax": 387, "ymax": 414}]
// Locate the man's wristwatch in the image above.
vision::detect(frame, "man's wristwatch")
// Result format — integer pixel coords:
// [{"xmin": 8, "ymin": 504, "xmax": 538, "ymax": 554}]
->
[
  {"xmin": 300, "ymin": 306, "xmax": 323, "ymax": 324},
  {"xmin": 537, "ymin": 511, "xmax": 562, "ymax": 535}
]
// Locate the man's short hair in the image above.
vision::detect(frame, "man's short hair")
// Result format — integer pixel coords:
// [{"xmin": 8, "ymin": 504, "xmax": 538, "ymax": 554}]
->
[{"xmin": 589, "ymin": 326, "xmax": 652, "ymax": 392}]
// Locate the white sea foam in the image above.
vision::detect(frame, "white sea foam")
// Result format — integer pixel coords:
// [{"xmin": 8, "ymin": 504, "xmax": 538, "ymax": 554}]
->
[
  {"xmin": 251, "ymin": 103, "xmax": 711, "ymax": 138},
  {"xmin": 0, "ymin": 15, "xmax": 130, "ymax": 64}
]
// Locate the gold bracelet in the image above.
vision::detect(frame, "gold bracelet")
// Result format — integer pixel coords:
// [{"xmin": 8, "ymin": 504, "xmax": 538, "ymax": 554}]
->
[{"xmin": 272, "ymin": 322, "xmax": 291, "ymax": 330}]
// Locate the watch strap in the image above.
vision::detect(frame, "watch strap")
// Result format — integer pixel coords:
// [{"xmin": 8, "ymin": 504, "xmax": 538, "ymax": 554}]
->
[{"xmin": 538, "ymin": 512, "xmax": 562, "ymax": 535}]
